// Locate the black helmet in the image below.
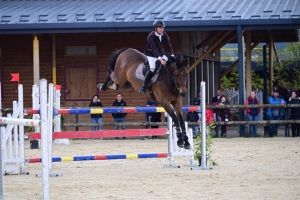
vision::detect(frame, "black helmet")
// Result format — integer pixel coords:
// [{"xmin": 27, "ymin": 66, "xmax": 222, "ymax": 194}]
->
[{"xmin": 153, "ymin": 21, "xmax": 165, "ymax": 28}]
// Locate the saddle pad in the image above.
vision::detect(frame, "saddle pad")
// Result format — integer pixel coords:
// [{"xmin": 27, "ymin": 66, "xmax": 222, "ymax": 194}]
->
[{"xmin": 134, "ymin": 62, "xmax": 160, "ymax": 84}]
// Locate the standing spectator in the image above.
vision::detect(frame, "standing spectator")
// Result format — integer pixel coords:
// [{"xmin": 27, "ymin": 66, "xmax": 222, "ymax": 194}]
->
[
  {"xmin": 112, "ymin": 93, "xmax": 127, "ymax": 139},
  {"xmin": 288, "ymin": 90, "xmax": 300, "ymax": 137},
  {"xmin": 212, "ymin": 95, "xmax": 231, "ymax": 137},
  {"xmin": 267, "ymin": 90, "xmax": 286, "ymax": 137},
  {"xmin": 145, "ymin": 100, "xmax": 161, "ymax": 139},
  {"xmin": 212, "ymin": 89, "xmax": 222, "ymax": 136},
  {"xmin": 193, "ymin": 91, "xmax": 202, "ymax": 106},
  {"xmin": 245, "ymin": 91, "xmax": 261, "ymax": 137},
  {"xmin": 186, "ymin": 107, "xmax": 199, "ymax": 138},
  {"xmin": 89, "ymin": 95, "xmax": 103, "ymax": 131},
  {"xmin": 193, "ymin": 91, "xmax": 202, "ymax": 122}
]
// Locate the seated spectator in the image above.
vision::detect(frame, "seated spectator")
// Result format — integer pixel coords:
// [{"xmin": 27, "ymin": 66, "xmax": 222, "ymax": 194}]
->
[
  {"xmin": 212, "ymin": 95, "xmax": 231, "ymax": 137},
  {"xmin": 266, "ymin": 90, "xmax": 286, "ymax": 137},
  {"xmin": 288, "ymin": 90, "xmax": 300, "ymax": 137},
  {"xmin": 245, "ymin": 91, "xmax": 261, "ymax": 137}
]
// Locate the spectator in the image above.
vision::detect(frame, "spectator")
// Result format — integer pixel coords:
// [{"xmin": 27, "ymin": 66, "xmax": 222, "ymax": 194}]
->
[
  {"xmin": 186, "ymin": 105, "xmax": 199, "ymax": 138},
  {"xmin": 245, "ymin": 91, "xmax": 261, "ymax": 137},
  {"xmin": 112, "ymin": 93, "xmax": 127, "ymax": 139},
  {"xmin": 145, "ymin": 100, "xmax": 162, "ymax": 139},
  {"xmin": 212, "ymin": 95, "xmax": 230, "ymax": 137},
  {"xmin": 212, "ymin": 89, "xmax": 222, "ymax": 136},
  {"xmin": 193, "ymin": 91, "xmax": 202, "ymax": 122},
  {"xmin": 288, "ymin": 90, "xmax": 300, "ymax": 137},
  {"xmin": 89, "ymin": 95, "xmax": 103, "ymax": 131},
  {"xmin": 193, "ymin": 91, "xmax": 202, "ymax": 106},
  {"xmin": 267, "ymin": 90, "xmax": 286, "ymax": 137}
]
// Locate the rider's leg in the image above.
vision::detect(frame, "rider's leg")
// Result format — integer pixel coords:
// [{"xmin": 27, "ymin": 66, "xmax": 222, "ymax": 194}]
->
[{"xmin": 139, "ymin": 57, "xmax": 156, "ymax": 95}]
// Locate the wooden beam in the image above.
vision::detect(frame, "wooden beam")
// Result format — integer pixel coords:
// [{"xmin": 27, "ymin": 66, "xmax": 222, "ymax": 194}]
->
[
  {"xmin": 220, "ymin": 35, "xmax": 265, "ymax": 78},
  {"xmin": 195, "ymin": 31, "xmax": 224, "ymax": 50},
  {"xmin": 211, "ymin": 34, "xmax": 237, "ymax": 53},
  {"xmin": 188, "ymin": 31, "xmax": 232, "ymax": 73}
]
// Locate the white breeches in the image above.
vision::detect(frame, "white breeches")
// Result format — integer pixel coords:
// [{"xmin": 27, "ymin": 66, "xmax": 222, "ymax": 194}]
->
[
  {"xmin": 147, "ymin": 55, "xmax": 168, "ymax": 72},
  {"xmin": 147, "ymin": 56, "xmax": 158, "ymax": 72}
]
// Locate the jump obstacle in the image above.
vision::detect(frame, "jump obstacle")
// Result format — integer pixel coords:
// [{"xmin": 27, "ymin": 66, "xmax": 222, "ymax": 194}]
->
[{"xmin": 0, "ymin": 79, "xmax": 211, "ymax": 199}]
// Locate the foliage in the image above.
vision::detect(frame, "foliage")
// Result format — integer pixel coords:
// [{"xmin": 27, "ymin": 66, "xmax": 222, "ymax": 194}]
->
[
  {"xmin": 61, "ymin": 115, "xmax": 65, "ymax": 130},
  {"xmin": 221, "ymin": 68, "xmax": 264, "ymax": 90},
  {"xmin": 253, "ymin": 35, "xmax": 300, "ymax": 90},
  {"xmin": 27, "ymin": 114, "xmax": 35, "ymax": 132},
  {"xmin": 221, "ymin": 33, "xmax": 300, "ymax": 90},
  {"xmin": 194, "ymin": 122, "xmax": 218, "ymax": 166}
]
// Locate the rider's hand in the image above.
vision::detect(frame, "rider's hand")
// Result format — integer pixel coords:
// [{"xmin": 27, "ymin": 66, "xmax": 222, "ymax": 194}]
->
[{"xmin": 160, "ymin": 58, "xmax": 166, "ymax": 66}]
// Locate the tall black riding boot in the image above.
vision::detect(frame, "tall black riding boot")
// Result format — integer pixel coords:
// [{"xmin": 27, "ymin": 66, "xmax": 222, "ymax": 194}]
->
[{"xmin": 139, "ymin": 70, "xmax": 153, "ymax": 95}]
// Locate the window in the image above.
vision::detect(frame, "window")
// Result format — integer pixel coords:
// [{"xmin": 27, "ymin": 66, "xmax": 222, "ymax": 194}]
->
[{"xmin": 66, "ymin": 46, "xmax": 96, "ymax": 55}]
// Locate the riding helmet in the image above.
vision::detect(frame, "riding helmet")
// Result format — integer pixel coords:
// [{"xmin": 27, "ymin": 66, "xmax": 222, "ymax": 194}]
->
[{"xmin": 153, "ymin": 21, "xmax": 165, "ymax": 28}]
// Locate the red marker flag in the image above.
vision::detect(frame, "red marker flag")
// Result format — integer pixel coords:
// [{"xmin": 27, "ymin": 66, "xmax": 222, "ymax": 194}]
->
[
  {"xmin": 55, "ymin": 84, "xmax": 62, "ymax": 90},
  {"xmin": 10, "ymin": 73, "xmax": 20, "ymax": 84}
]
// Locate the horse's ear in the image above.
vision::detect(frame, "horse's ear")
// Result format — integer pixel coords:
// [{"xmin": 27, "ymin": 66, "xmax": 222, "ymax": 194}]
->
[{"xmin": 183, "ymin": 58, "xmax": 188, "ymax": 67}]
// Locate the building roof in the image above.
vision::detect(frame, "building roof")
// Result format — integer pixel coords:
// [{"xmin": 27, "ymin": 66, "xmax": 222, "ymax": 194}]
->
[{"xmin": 0, "ymin": 0, "xmax": 299, "ymax": 37}]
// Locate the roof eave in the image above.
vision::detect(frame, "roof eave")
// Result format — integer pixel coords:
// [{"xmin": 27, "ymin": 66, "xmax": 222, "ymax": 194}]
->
[{"xmin": 0, "ymin": 19, "xmax": 299, "ymax": 34}]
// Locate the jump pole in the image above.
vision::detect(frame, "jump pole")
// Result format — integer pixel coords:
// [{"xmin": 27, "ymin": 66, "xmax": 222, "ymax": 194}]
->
[
  {"xmin": 192, "ymin": 81, "xmax": 214, "ymax": 170},
  {"xmin": 26, "ymin": 153, "xmax": 168, "ymax": 163}
]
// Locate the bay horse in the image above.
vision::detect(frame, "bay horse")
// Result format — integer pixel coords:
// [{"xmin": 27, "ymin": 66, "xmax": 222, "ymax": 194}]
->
[{"xmin": 100, "ymin": 48, "xmax": 191, "ymax": 149}]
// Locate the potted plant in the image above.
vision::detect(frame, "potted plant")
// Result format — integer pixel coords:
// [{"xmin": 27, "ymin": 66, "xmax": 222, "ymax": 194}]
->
[{"xmin": 194, "ymin": 122, "xmax": 218, "ymax": 166}]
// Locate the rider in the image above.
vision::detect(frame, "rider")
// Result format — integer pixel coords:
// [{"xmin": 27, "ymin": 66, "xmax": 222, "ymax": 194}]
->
[{"xmin": 139, "ymin": 20, "xmax": 175, "ymax": 95}]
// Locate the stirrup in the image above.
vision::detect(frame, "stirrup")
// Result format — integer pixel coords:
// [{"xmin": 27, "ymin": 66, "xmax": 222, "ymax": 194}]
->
[{"xmin": 139, "ymin": 86, "xmax": 146, "ymax": 94}]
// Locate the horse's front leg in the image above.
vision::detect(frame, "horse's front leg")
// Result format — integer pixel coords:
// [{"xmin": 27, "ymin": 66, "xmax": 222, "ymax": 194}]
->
[
  {"xmin": 172, "ymin": 100, "xmax": 191, "ymax": 150},
  {"xmin": 177, "ymin": 111, "xmax": 191, "ymax": 150},
  {"xmin": 166, "ymin": 108, "xmax": 190, "ymax": 150}
]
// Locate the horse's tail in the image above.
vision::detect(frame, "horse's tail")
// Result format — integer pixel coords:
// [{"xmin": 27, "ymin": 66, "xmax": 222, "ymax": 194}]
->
[{"xmin": 108, "ymin": 48, "xmax": 129, "ymax": 71}]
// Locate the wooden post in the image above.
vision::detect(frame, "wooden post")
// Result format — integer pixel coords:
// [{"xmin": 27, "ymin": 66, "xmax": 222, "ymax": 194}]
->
[
  {"xmin": 52, "ymin": 34, "xmax": 57, "ymax": 86},
  {"xmin": 33, "ymin": 36, "xmax": 40, "ymax": 85},
  {"xmin": 245, "ymin": 30, "xmax": 252, "ymax": 97}
]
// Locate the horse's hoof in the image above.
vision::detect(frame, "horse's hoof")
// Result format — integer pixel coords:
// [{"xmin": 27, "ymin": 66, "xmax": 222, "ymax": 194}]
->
[
  {"xmin": 108, "ymin": 83, "xmax": 118, "ymax": 90},
  {"xmin": 98, "ymin": 84, "xmax": 107, "ymax": 91},
  {"xmin": 184, "ymin": 141, "xmax": 191, "ymax": 150},
  {"xmin": 177, "ymin": 137, "xmax": 184, "ymax": 148}
]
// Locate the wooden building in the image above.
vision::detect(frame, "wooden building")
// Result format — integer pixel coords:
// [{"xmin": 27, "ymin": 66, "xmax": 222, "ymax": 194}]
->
[{"xmin": 0, "ymin": 0, "xmax": 299, "ymax": 132}]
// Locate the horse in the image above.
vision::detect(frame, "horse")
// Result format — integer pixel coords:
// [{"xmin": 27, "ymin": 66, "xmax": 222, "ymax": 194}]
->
[{"xmin": 99, "ymin": 48, "xmax": 191, "ymax": 149}]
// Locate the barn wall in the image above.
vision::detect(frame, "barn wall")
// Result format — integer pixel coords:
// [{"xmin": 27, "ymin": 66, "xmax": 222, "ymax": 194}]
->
[{"xmin": 0, "ymin": 31, "xmax": 220, "ymax": 130}]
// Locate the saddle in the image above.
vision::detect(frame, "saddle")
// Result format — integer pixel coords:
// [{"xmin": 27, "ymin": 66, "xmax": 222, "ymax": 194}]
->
[
  {"xmin": 134, "ymin": 60, "xmax": 163, "ymax": 101},
  {"xmin": 134, "ymin": 60, "xmax": 162, "ymax": 84}
]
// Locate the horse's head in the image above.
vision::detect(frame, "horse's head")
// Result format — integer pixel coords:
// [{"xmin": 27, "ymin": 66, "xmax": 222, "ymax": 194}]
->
[{"xmin": 168, "ymin": 53, "xmax": 188, "ymax": 97}]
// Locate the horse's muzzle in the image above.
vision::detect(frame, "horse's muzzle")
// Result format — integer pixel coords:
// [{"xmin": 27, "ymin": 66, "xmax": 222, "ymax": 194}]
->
[{"xmin": 180, "ymin": 93, "xmax": 186, "ymax": 97}]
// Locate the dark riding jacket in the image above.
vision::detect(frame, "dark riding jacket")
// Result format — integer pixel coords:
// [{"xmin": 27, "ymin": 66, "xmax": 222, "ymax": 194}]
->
[{"xmin": 144, "ymin": 31, "xmax": 174, "ymax": 59}]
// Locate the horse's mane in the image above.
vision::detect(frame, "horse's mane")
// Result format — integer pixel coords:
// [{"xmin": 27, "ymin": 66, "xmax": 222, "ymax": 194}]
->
[
  {"xmin": 167, "ymin": 52, "xmax": 183, "ymax": 69},
  {"xmin": 108, "ymin": 48, "xmax": 129, "ymax": 70}
]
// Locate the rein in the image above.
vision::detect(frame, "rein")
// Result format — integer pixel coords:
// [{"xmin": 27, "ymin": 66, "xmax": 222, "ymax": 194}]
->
[{"xmin": 162, "ymin": 64, "xmax": 181, "ymax": 92}]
